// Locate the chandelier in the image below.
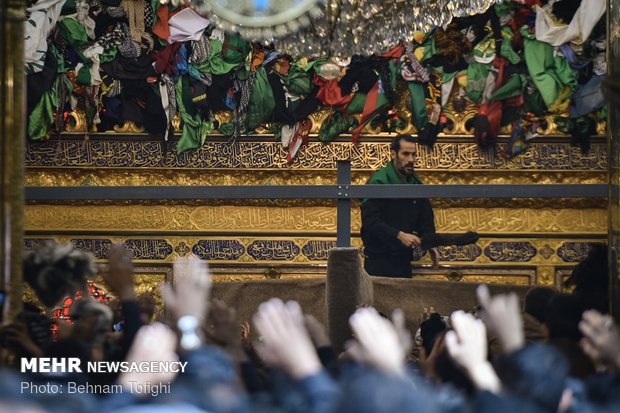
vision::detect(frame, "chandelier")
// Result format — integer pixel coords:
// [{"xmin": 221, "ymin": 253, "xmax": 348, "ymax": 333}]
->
[{"xmin": 189, "ymin": 0, "xmax": 502, "ymax": 57}]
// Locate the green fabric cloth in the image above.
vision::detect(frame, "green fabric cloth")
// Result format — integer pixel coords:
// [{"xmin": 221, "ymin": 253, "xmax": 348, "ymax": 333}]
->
[
  {"xmin": 99, "ymin": 48, "xmax": 118, "ymax": 64},
  {"xmin": 49, "ymin": 44, "xmax": 69, "ymax": 73},
  {"xmin": 151, "ymin": 0, "xmax": 162, "ymax": 29},
  {"xmin": 473, "ymin": 33, "xmax": 495, "ymax": 63},
  {"xmin": 442, "ymin": 71, "xmax": 457, "ymax": 84},
  {"xmin": 490, "ymin": 74, "xmax": 526, "ymax": 101},
  {"xmin": 222, "ymin": 34, "xmax": 251, "ymax": 65},
  {"xmin": 277, "ymin": 64, "xmax": 312, "ymax": 96},
  {"xmin": 61, "ymin": 0, "xmax": 77, "ymax": 14},
  {"xmin": 306, "ymin": 57, "xmax": 329, "ymax": 74},
  {"xmin": 318, "ymin": 111, "xmax": 358, "ymax": 143},
  {"xmin": 347, "ymin": 93, "xmax": 366, "ymax": 114},
  {"xmin": 407, "ymin": 81, "xmax": 428, "ymax": 130},
  {"xmin": 247, "ymin": 67, "xmax": 275, "ymax": 130},
  {"xmin": 28, "ymin": 76, "xmax": 72, "ymax": 140},
  {"xmin": 175, "ymin": 76, "xmax": 214, "ymax": 154},
  {"xmin": 368, "ymin": 160, "xmax": 422, "ymax": 185},
  {"xmin": 421, "ymin": 35, "xmax": 436, "ymax": 62},
  {"xmin": 500, "ymin": 27, "xmax": 521, "ymax": 64},
  {"xmin": 218, "ymin": 122, "xmax": 235, "ymax": 136},
  {"xmin": 522, "ymin": 27, "xmax": 576, "ymax": 108},
  {"xmin": 466, "ymin": 62, "xmax": 491, "ymax": 103},
  {"xmin": 194, "ymin": 39, "xmax": 241, "ymax": 75},
  {"xmin": 57, "ymin": 17, "xmax": 88, "ymax": 62},
  {"xmin": 76, "ymin": 64, "xmax": 92, "ymax": 85},
  {"xmin": 495, "ymin": 1, "xmax": 519, "ymax": 17},
  {"xmin": 361, "ymin": 160, "xmax": 422, "ymax": 205},
  {"xmin": 523, "ymin": 83, "xmax": 547, "ymax": 116},
  {"xmin": 388, "ymin": 59, "xmax": 399, "ymax": 91}
]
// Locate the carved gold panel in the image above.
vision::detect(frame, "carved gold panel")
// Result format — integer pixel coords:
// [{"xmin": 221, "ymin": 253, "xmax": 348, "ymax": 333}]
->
[
  {"xmin": 24, "ymin": 204, "xmax": 607, "ymax": 235},
  {"xmin": 25, "ymin": 139, "xmax": 607, "ymax": 171},
  {"xmin": 22, "ymin": 234, "xmax": 604, "ymax": 288},
  {"xmin": 25, "ymin": 169, "xmax": 606, "ymax": 187}
]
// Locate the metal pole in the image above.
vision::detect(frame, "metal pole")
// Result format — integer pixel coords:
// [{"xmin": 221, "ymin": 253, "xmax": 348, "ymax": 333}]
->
[
  {"xmin": 0, "ymin": 0, "xmax": 25, "ymax": 320},
  {"xmin": 607, "ymin": 0, "xmax": 620, "ymax": 319},
  {"xmin": 336, "ymin": 160, "xmax": 351, "ymax": 247}
]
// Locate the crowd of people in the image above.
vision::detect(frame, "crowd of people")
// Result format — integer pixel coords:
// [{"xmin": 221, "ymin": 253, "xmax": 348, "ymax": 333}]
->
[{"xmin": 0, "ymin": 241, "xmax": 619, "ymax": 413}]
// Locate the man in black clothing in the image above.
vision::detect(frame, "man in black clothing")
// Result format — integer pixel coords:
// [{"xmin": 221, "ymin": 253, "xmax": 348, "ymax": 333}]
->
[
  {"xmin": 361, "ymin": 135, "xmax": 436, "ymax": 277},
  {"xmin": 361, "ymin": 134, "xmax": 479, "ymax": 277}
]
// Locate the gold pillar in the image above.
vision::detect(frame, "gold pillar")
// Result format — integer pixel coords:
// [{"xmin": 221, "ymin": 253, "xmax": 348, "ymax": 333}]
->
[
  {"xmin": 608, "ymin": 0, "xmax": 620, "ymax": 319},
  {"xmin": 0, "ymin": 0, "xmax": 25, "ymax": 320}
]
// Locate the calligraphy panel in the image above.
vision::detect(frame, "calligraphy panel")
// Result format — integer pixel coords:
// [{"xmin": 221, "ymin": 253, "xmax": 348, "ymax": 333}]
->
[
  {"xmin": 24, "ymin": 238, "xmax": 54, "ymax": 250},
  {"xmin": 302, "ymin": 241, "xmax": 337, "ymax": 261},
  {"xmin": 484, "ymin": 242, "xmax": 537, "ymax": 262},
  {"xmin": 192, "ymin": 240, "xmax": 245, "ymax": 261},
  {"xmin": 247, "ymin": 240, "xmax": 301, "ymax": 261},
  {"xmin": 25, "ymin": 140, "xmax": 607, "ymax": 171},
  {"xmin": 557, "ymin": 242, "xmax": 594, "ymax": 263},
  {"xmin": 70, "ymin": 239, "xmax": 113, "ymax": 259},
  {"xmin": 124, "ymin": 239, "xmax": 174, "ymax": 260},
  {"xmin": 436, "ymin": 245, "xmax": 482, "ymax": 262}
]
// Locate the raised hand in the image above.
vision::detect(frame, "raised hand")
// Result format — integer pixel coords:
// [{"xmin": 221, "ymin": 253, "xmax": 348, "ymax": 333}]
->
[
  {"xmin": 102, "ymin": 244, "xmax": 135, "ymax": 300},
  {"xmin": 446, "ymin": 310, "xmax": 500, "ymax": 393},
  {"xmin": 162, "ymin": 256, "xmax": 212, "ymax": 322},
  {"xmin": 253, "ymin": 298, "xmax": 322, "ymax": 380},
  {"xmin": 392, "ymin": 308, "xmax": 412, "ymax": 355},
  {"xmin": 347, "ymin": 307, "xmax": 407, "ymax": 377},
  {"xmin": 117, "ymin": 323, "xmax": 179, "ymax": 394},
  {"xmin": 205, "ymin": 298, "xmax": 249, "ymax": 362},
  {"xmin": 477, "ymin": 284, "xmax": 524, "ymax": 354},
  {"xmin": 579, "ymin": 310, "xmax": 620, "ymax": 370}
]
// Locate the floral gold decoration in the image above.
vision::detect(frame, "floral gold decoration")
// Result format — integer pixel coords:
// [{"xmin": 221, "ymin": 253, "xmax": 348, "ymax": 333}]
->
[{"xmin": 113, "ymin": 121, "xmax": 145, "ymax": 134}]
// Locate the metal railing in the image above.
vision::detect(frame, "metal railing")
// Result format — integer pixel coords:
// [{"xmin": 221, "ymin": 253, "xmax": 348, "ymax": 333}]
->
[{"xmin": 26, "ymin": 161, "xmax": 608, "ymax": 247}]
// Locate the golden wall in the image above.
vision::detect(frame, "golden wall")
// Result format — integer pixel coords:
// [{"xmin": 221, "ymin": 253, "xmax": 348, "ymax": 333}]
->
[{"xmin": 25, "ymin": 135, "xmax": 607, "ymax": 289}]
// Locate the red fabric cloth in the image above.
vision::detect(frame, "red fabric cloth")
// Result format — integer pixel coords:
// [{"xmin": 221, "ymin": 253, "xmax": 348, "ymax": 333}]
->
[
  {"xmin": 507, "ymin": 7, "xmax": 532, "ymax": 50},
  {"xmin": 474, "ymin": 57, "xmax": 507, "ymax": 146},
  {"xmin": 152, "ymin": 5, "xmax": 186, "ymax": 42},
  {"xmin": 314, "ymin": 75, "xmax": 352, "ymax": 107},
  {"xmin": 287, "ymin": 119, "xmax": 312, "ymax": 164},
  {"xmin": 153, "ymin": 5, "xmax": 171, "ymax": 41},
  {"xmin": 382, "ymin": 44, "xmax": 405, "ymax": 58},
  {"xmin": 351, "ymin": 81, "xmax": 380, "ymax": 143},
  {"xmin": 154, "ymin": 43, "xmax": 181, "ymax": 75}
]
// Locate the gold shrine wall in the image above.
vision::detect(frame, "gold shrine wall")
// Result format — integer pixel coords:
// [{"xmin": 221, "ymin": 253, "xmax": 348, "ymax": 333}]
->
[{"xmin": 25, "ymin": 135, "xmax": 608, "ymax": 289}]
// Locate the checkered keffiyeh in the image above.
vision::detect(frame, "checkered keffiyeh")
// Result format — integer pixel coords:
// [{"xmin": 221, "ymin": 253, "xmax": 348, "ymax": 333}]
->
[
  {"xmin": 144, "ymin": 0, "xmax": 154, "ymax": 30},
  {"xmin": 189, "ymin": 35, "xmax": 213, "ymax": 86},
  {"xmin": 160, "ymin": 74, "xmax": 177, "ymax": 141},
  {"xmin": 231, "ymin": 71, "xmax": 256, "ymax": 141},
  {"xmin": 405, "ymin": 42, "xmax": 429, "ymax": 83},
  {"xmin": 98, "ymin": 22, "xmax": 126, "ymax": 51}
]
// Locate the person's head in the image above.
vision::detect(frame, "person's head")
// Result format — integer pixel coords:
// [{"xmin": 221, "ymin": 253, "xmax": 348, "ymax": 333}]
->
[
  {"xmin": 70, "ymin": 299, "xmax": 113, "ymax": 345},
  {"xmin": 390, "ymin": 134, "xmax": 418, "ymax": 176},
  {"xmin": 544, "ymin": 294, "xmax": 586, "ymax": 341},
  {"xmin": 495, "ymin": 344, "xmax": 570, "ymax": 413},
  {"xmin": 23, "ymin": 241, "xmax": 96, "ymax": 308},
  {"xmin": 564, "ymin": 243, "xmax": 608, "ymax": 292},
  {"xmin": 420, "ymin": 313, "xmax": 447, "ymax": 357},
  {"xmin": 524, "ymin": 287, "xmax": 558, "ymax": 323},
  {"xmin": 564, "ymin": 243, "xmax": 609, "ymax": 313}
]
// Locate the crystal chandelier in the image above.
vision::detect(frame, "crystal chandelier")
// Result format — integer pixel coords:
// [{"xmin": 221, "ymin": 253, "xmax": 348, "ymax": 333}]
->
[{"xmin": 190, "ymin": 0, "xmax": 501, "ymax": 57}]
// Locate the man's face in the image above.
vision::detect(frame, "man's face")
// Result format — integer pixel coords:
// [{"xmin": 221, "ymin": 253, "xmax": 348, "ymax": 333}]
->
[{"xmin": 391, "ymin": 140, "xmax": 417, "ymax": 176}]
